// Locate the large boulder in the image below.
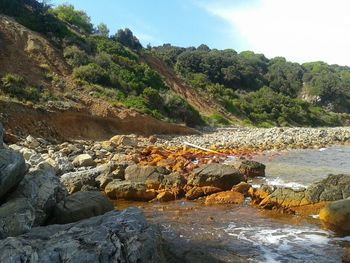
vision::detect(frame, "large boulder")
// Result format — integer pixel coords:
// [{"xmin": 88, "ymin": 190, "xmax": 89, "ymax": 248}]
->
[
  {"xmin": 250, "ymin": 174, "xmax": 350, "ymax": 214},
  {"xmin": 0, "ymin": 198, "xmax": 35, "ymax": 239},
  {"xmin": 72, "ymin": 154, "xmax": 96, "ymax": 167},
  {"xmin": 319, "ymin": 198, "xmax": 350, "ymax": 235},
  {"xmin": 0, "ymin": 148, "xmax": 27, "ymax": 200},
  {"xmin": 0, "ymin": 208, "xmax": 164, "ymax": 263},
  {"xmin": 60, "ymin": 164, "xmax": 112, "ymax": 193},
  {"xmin": 125, "ymin": 165, "xmax": 169, "ymax": 189},
  {"xmin": 105, "ymin": 180, "xmax": 157, "ymax": 201},
  {"xmin": 9, "ymin": 168, "xmax": 68, "ymax": 225},
  {"xmin": 52, "ymin": 191, "xmax": 114, "ymax": 224},
  {"xmin": 188, "ymin": 164, "xmax": 245, "ymax": 190}
]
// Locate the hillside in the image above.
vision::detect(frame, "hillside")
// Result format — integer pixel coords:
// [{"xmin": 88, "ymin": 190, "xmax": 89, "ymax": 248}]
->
[{"xmin": 0, "ymin": 0, "xmax": 349, "ymax": 141}]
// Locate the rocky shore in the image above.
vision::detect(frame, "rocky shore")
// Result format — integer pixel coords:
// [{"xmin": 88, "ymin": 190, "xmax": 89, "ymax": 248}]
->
[
  {"xmin": 158, "ymin": 127, "xmax": 350, "ymax": 150},
  {"xmin": 1, "ymin": 124, "xmax": 350, "ymax": 262}
]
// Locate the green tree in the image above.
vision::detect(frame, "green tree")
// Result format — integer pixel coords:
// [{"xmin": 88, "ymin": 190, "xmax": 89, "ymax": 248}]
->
[
  {"xmin": 96, "ymin": 23, "xmax": 109, "ymax": 37},
  {"xmin": 115, "ymin": 28, "xmax": 142, "ymax": 51}
]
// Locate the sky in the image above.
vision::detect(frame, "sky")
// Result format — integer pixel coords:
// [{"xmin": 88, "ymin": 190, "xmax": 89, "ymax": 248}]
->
[{"xmin": 51, "ymin": 0, "xmax": 350, "ymax": 66}]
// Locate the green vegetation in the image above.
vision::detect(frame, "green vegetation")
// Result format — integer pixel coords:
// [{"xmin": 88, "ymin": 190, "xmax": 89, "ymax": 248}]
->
[{"xmin": 1, "ymin": 0, "xmax": 348, "ymax": 127}]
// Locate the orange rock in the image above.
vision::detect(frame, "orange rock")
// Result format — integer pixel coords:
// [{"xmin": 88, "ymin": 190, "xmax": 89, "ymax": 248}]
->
[
  {"xmin": 185, "ymin": 186, "xmax": 222, "ymax": 200},
  {"xmin": 155, "ymin": 191, "xmax": 176, "ymax": 202},
  {"xmin": 205, "ymin": 191, "xmax": 245, "ymax": 205},
  {"xmin": 231, "ymin": 182, "xmax": 251, "ymax": 196}
]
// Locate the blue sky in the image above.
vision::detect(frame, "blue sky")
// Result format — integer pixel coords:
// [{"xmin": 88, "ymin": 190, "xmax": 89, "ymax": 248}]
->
[{"xmin": 51, "ymin": 0, "xmax": 350, "ymax": 66}]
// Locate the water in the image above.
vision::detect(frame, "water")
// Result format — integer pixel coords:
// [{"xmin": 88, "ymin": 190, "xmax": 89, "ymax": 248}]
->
[{"xmin": 116, "ymin": 146, "xmax": 350, "ymax": 262}]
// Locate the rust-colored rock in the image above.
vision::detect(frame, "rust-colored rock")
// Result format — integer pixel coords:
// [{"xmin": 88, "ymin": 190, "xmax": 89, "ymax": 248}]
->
[
  {"xmin": 154, "ymin": 191, "xmax": 176, "ymax": 202},
  {"xmin": 185, "ymin": 186, "xmax": 222, "ymax": 200},
  {"xmin": 205, "ymin": 191, "xmax": 245, "ymax": 205}
]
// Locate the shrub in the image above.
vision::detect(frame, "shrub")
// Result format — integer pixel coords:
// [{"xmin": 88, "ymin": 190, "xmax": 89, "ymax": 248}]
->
[
  {"xmin": 1, "ymin": 73, "xmax": 40, "ymax": 101},
  {"xmin": 73, "ymin": 63, "xmax": 109, "ymax": 85},
  {"xmin": 63, "ymin": 46, "xmax": 90, "ymax": 67}
]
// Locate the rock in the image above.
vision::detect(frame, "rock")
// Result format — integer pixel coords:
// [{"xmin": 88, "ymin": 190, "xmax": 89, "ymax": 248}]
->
[
  {"xmin": 3, "ymin": 132, "xmax": 18, "ymax": 145},
  {"xmin": 188, "ymin": 164, "xmax": 245, "ymax": 190},
  {"xmin": 238, "ymin": 160, "xmax": 266, "ymax": 177},
  {"xmin": 0, "ymin": 123, "xmax": 3, "ymax": 147},
  {"xmin": 60, "ymin": 164, "xmax": 112, "ymax": 194},
  {"xmin": 105, "ymin": 180, "xmax": 157, "ymax": 201},
  {"xmin": 110, "ymin": 135, "xmax": 138, "ymax": 147},
  {"xmin": 25, "ymin": 135, "xmax": 40, "ymax": 148},
  {"xmin": 80, "ymin": 185, "xmax": 100, "ymax": 192},
  {"xmin": 0, "ymin": 208, "xmax": 163, "ymax": 262},
  {"xmin": 72, "ymin": 154, "xmax": 96, "ymax": 167},
  {"xmin": 101, "ymin": 141, "xmax": 116, "ymax": 152},
  {"xmin": 231, "ymin": 182, "xmax": 251, "ymax": 196},
  {"xmin": 55, "ymin": 155, "xmax": 74, "ymax": 175},
  {"xmin": 0, "ymin": 198, "xmax": 35, "ymax": 239},
  {"xmin": 185, "ymin": 186, "xmax": 222, "ymax": 200},
  {"xmin": 52, "ymin": 191, "xmax": 114, "ymax": 224},
  {"xmin": 160, "ymin": 172, "xmax": 187, "ymax": 189},
  {"xmin": 9, "ymin": 168, "xmax": 68, "ymax": 225},
  {"xmin": 319, "ymin": 198, "xmax": 350, "ymax": 235},
  {"xmin": 125, "ymin": 165, "xmax": 169, "ymax": 189},
  {"xmin": 154, "ymin": 191, "xmax": 177, "ymax": 202},
  {"xmin": 205, "ymin": 191, "xmax": 245, "ymax": 205},
  {"xmin": 0, "ymin": 148, "xmax": 26, "ymax": 200},
  {"xmin": 149, "ymin": 135, "xmax": 157, "ymax": 144}
]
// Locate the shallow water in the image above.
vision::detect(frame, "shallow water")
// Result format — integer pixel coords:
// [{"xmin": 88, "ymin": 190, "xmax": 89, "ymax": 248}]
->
[{"xmin": 116, "ymin": 146, "xmax": 350, "ymax": 262}]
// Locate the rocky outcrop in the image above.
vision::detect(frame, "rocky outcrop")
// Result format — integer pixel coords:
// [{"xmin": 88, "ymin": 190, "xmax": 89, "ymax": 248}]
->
[
  {"xmin": 250, "ymin": 174, "xmax": 350, "ymax": 214},
  {"xmin": 60, "ymin": 164, "xmax": 112, "ymax": 193},
  {"xmin": 0, "ymin": 208, "xmax": 164, "ymax": 263},
  {"xmin": 52, "ymin": 191, "xmax": 114, "ymax": 224},
  {"xmin": 188, "ymin": 164, "xmax": 245, "ymax": 191},
  {"xmin": 9, "ymin": 167, "xmax": 67, "ymax": 226},
  {"xmin": 105, "ymin": 180, "xmax": 157, "ymax": 201},
  {"xmin": 319, "ymin": 198, "xmax": 350, "ymax": 235},
  {"xmin": 0, "ymin": 148, "xmax": 27, "ymax": 200}
]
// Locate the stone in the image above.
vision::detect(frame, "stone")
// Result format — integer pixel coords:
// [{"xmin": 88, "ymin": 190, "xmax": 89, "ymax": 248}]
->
[
  {"xmin": 160, "ymin": 172, "xmax": 187, "ymax": 189},
  {"xmin": 205, "ymin": 191, "xmax": 245, "ymax": 205},
  {"xmin": 3, "ymin": 132, "xmax": 18, "ymax": 145},
  {"xmin": 238, "ymin": 160, "xmax": 266, "ymax": 177},
  {"xmin": 25, "ymin": 135, "xmax": 40, "ymax": 148},
  {"xmin": 110, "ymin": 135, "xmax": 138, "ymax": 147},
  {"xmin": 0, "ymin": 148, "xmax": 26, "ymax": 200},
  {"xmin": 72, "ymin": 154, "xmax": 96, "ymax": 167},
  {"xmin": 154, "ymin": 191, "xmax": 177, "ymax": 202},
  {"xmin": 9, "ymin": 168, "xmax": 68, "ymax": 226},
  {"xmin": 231, "ymin": 182, "xmax": 251, "ymax": 196},
  {"xmin": 101, "ymin": 141, "xmax": 116, "ymax": 152},
  {"xmin": 105, "ymin": 180, "xmax": 157, "ymax": 201},
  {"xmin": 185, "ymin": 186, "xmax": 222, "ymax": 200},
  {"xmin": 0, "ymin": 123, "xmax": 3, "ymax": 147},
  {"xmin": 60, "ymin": 164, "xmax": 112, "ymax": 194},
  {"xmin": 188, "ymin": 164, "xmax": 245, "ymax": 190},
  {"xmin": 55, "ymin": 155, "xmax": 74, "ymax": 175},
  {"xmin": 0, "ymin": 208, "xmax": 163, "ymax": 262},
  {"xmin": 319, "ymin": 198, "xmax": 350, "ymax": 235},
  {"xmin": 52, "ymin": 191, "xmax": 114, "ymax": 224},
  {"xmin": 0, "ymin": 198, "xmax": 35, "ymax": 239},
  {"xmin": 125, "ymin": 164, "xmax": 169, "ymax": 189}
]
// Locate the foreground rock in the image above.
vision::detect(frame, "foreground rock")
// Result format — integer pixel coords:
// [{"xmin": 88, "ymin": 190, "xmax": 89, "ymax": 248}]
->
[
  {"xmin": 0, "ymin": 148, "xmax": 26, "ymax": 200},
  {"xmin": 250, "ymin": 174, "xmax": 350, "ymax": 214},
  {"xmin": 52, "ymin": 191, "xmax": 114, "ymax": 224},
  {"xmin": 72, "ymin": 153, "xmax": 96, "ymax": 167},
  {"xmin": 188, "ymin": 163, "xmax": 245, "ymax": 191},
  {"xmin": 319, "ymin": 198, "xmax": 350, "ymax": 235},
  {"xmin": 0, "ymin": 208, "xmax": 163, "ymax": 263},
  {"xmin": 205, "ymin": 191, "xmax": 245, "ymax": 205}
]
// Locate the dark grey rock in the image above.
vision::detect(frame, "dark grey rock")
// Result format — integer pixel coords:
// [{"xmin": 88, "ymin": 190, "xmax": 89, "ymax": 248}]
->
[
  {"xmin": 105, "ymin": 180, "xmax": 157, "ymax": 201},
  {"xmin": 125, "ymin": 165, "xmax": 169, "ymax": 187},
  {"xmin": 52, "ymin": 191, "xmax": 114, "ymax": 224},
  {"xmin": 0, "ymin": 208, "xmax": 164, "ymax": 263},
  {"xmin": 189, "ymin": 164, "xmax": 245, "ymax": 190}
]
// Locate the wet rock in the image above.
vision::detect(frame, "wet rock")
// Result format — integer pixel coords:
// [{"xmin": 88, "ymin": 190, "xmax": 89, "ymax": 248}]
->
[
  {"xmin": 231, "ymin": 182, "xmax": 251, "ymax": 196},
  {"xmin": 9, "ymin": 168, "xmax": 68, "ymax": 226},
  {"xmin": 0, "ymin": 198, "xmax": 35, "ymax": 239},
  {"xmin": 205, "ymin": 191, "xmax": 245, "ymax": 205},
  {"xmin": 105, "ymin": 180, "xmax": 157, "ymax": 201},
  {"xmin": 125, "ymin": 164, "xmax": 169, "ymax": 189},
  {"xmin": 60, "ymin": 164, "xmax": 111, "ymax": 193},
  {"xmin": 0, "ymin": 208, "xmax": 163, "ymax": 262},
  {"xmin": 188, "ymin": 164, "xmax": 245, "ymax": 190},
  {"xmin": 319, "ymin": 198, "xmax": 350, "ymax": 235},
  {"xmin": 185, "ymin": 186, "xmax": 222, "ymax": 200},
  {"xmin": 160, "ymin": 172, "xmax": 187, "ymax": 189},
  {"xmin": 154, "ymin": 191, "xmax": 177, "ymax": 202},
  {"xmin": 0, "ymin": 148, "xmax": 26, "ymax": 200},
  {"xmin": 52, "ymin": 191, "xmax": 114, "ymax": 224},
  {"xmin": 238, "ymin": 160, "xmax": 265, "ymax": 177},
  {"xmin": 72, "ymin": 154, "xmax": 96, "ymax": 167}
]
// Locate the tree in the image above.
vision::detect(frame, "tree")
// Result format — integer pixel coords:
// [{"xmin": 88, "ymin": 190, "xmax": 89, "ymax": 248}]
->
[
  {"xmin": 50, "ymin": 4, "xmax": 93, "ymax": 34},
  {"xmin": 115, "ymin": 28, "xmax": 142, "ymax": 51},
  {"xmin": 96, "ymin": 23, "xmax": 109, "ymax": 37}
]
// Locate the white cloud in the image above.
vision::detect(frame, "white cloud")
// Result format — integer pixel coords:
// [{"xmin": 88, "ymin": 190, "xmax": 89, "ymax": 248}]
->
[{"xmin": 203, "ymin": 0, "xmax": 350, "ymax": 66}]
